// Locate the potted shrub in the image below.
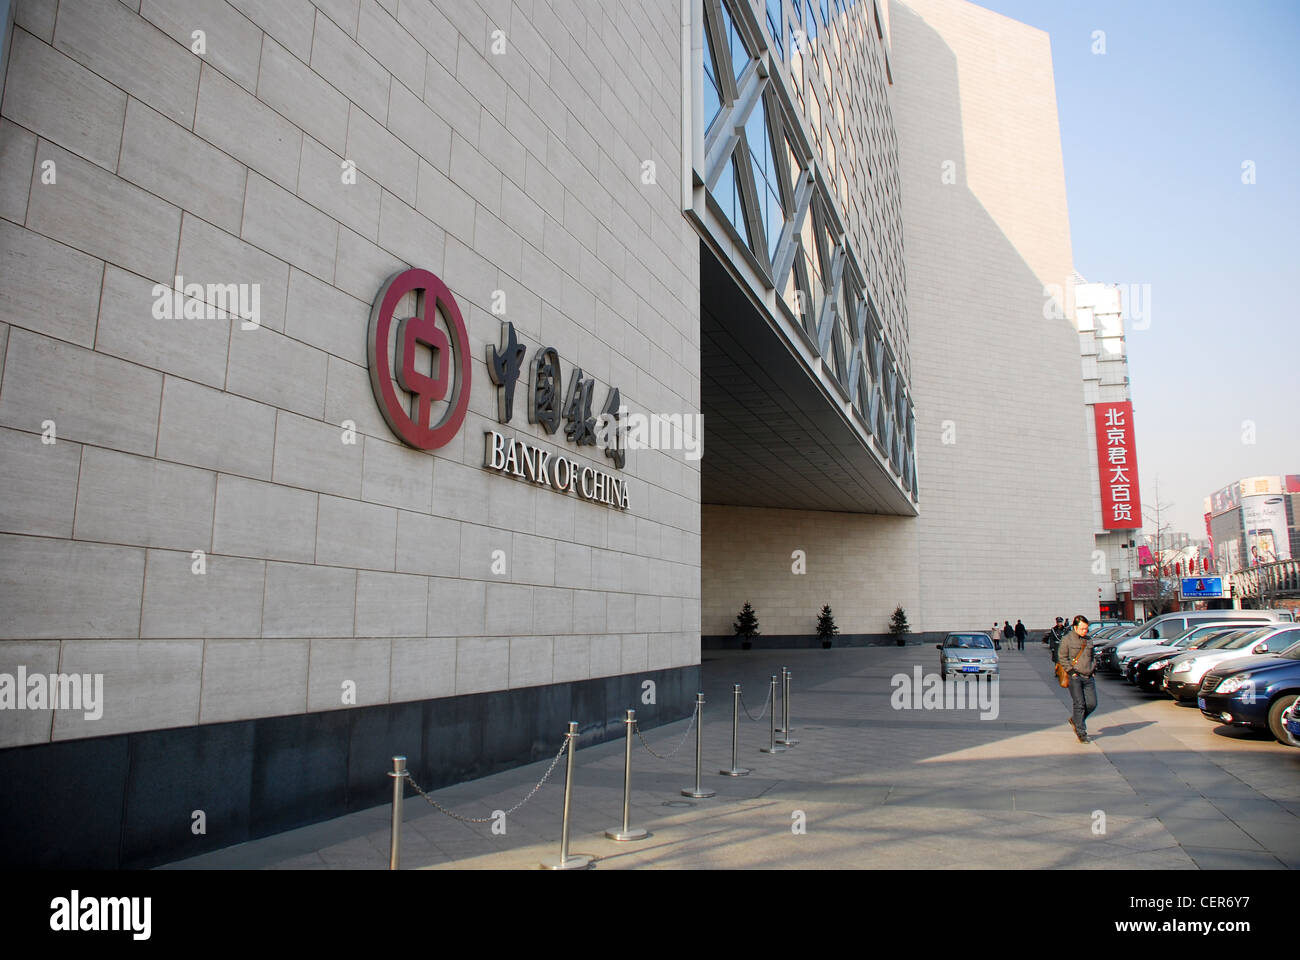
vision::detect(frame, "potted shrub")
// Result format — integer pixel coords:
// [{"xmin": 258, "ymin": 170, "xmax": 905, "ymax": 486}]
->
[
  {"xmin": 889, "ymin": 606, "xmax": 910, "ymax": 646},
  {"xmin": 816, "ymin": 604, "xmax": 838, "ymax": 649},
  {"xmin": 734, "ymin": 601, "xmax": 759, "ymax": 650}
]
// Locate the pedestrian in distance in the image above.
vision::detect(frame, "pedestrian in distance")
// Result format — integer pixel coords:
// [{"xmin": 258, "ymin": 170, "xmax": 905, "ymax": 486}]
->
[
  {"xmin": 1049, "ymin": 617, "xmax": 1065, "ymax": 663},
  {"xmin": 1002, "ymin": 621, "xmax": 1014, "ymax": 650},
  {"xmin": 990, "ymin": 623, "xmax": 1001, "ymax": 650},
  {"xmin": 1014, "ymin": 619, "xmax": 1026, "ymax": 650},
  {"xmin": 1059, "ymin": 615, "xmax": 1097, "ymax": 742}
]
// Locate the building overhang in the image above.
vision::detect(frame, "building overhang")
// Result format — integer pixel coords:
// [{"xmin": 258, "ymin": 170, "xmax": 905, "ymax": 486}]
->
[{"xmin": 700, "ymin": 243, "xmax": 917, "ymax": 515}]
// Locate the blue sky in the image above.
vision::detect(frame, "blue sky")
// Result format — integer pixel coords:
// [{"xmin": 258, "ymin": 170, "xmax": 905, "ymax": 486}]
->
[{"xmin": 972, "ymin": 0, "xmax": 1300, "ymax": 538}]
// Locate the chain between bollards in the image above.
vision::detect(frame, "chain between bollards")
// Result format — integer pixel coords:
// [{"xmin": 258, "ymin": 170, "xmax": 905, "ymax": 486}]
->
[
  {"xmin": 681, "ymin": 692, "xmax": 716, "ymax": 798},
  {"xmin": 605, "ymin": 709, "xmax": 648, "ymax": 841},
  {"xmin": 720, "ymin": 684, "xmax": 751, "ymax": 776},
  {"xmin": 776, "ymin": 668, "xmax": 799, "ymax": 747},
  {"xmin": 541, "ymin": 722, "xmax": 592, "ymax": 870},
  {"xmin": 760, "ymin": 675, "xmax": 784, "ymax": 753},
  {"xmin": 388, "ymin": 755, "xmax": 408, "ymax": 870}
]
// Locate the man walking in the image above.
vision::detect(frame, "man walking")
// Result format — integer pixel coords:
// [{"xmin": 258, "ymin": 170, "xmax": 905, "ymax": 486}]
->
[
  {"xmin": 1002, "ymin": 621, "xmax": 1014, "ymax": 650},
  {"xmin": 1014, "ymin": 619, "xmax": 1026, "ymax": 651},
  {"xmin": 1058, "ymin": 615, "xmax": 1097, "ymax": 743}
]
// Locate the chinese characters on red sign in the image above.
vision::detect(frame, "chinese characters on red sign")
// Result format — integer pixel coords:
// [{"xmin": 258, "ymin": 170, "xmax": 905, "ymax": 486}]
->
[{"xmin": 1094, "ymin": 401, "xmax": 1142, "ymax": 529}]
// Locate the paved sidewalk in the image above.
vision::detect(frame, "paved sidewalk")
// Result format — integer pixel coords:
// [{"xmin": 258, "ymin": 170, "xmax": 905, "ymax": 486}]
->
[{"xmin": 166, "ymin": 642, "xmax": 1300, "ymax": 869}]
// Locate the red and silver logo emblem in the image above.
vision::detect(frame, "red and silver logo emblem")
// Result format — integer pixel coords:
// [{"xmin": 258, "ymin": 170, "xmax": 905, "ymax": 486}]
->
[{"xmin": 367, "ymin": 268, "xmax": 471, "ymax": 450}]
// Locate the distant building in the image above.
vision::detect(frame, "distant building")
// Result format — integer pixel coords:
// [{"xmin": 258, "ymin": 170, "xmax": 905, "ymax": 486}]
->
[
  {"xmin": 1206, "ymin": 475, "xmax": 1300, "ymax": 573},
  {"xmin": 1075, "ymin": 278, "xmax": 1143, "ymax": 618}
]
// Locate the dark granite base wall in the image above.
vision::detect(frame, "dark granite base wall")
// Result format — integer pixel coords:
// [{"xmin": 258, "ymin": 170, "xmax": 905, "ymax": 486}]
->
[
  {"xmin": 702, "ymin": 632, "xmax": 949, "ymax": 650},
  {"xmin": 0, "ymin": 665, "xmax": 699, "ymax": 869},
  {"xmin": 702, "ymin": 630, "xmax": 1060, "ymax": 650}
]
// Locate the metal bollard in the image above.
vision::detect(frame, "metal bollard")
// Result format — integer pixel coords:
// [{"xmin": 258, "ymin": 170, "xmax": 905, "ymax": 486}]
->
[
  {"xmin": 388, "ymin": 755, "xmax": 407, "ymax": 870},
  {"xmin": 777, "ymin": 670, "xmax": 799, "ymax": 746},
  {"xmin": 541, "ymin": 722, "xmax": 592, "ymax": 870},
  {"xmin": 776, "ymin": 666, "xmax": 786, "ymax": 733},
  {"xmin": 760, "ymin": 675, "xmax": 785, "ymax": 753},
  {"xmin": 681, "ymin": 693, "xmax": 716, "ymax": 798},
  {"xmin": 605, "ymin": 709, "xmax": 648, "ymax": 841},
  {"xmin": 720, "ymin": 684, "xmax": 751, "ymax": 776}
]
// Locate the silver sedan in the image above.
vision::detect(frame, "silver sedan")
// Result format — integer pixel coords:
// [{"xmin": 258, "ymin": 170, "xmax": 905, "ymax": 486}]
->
[{"xmin": 938, "ymin": 633, "xmax": 1000, "ymax": 680}]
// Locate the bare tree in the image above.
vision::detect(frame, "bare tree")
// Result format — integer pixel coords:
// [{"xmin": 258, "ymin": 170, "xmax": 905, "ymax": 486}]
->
[{"xmin": 1143, "ymin": 480, "xmax": 1181, "ymax": 614}]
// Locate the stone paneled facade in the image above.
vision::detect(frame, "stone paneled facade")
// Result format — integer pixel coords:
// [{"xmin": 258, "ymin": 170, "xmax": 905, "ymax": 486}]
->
[{"xmin": 0, "ymin": 0, "xmax": 701, "ymax": 864}]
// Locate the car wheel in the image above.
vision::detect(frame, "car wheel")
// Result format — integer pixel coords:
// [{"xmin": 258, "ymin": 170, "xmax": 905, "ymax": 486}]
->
[{"xmin": 1267, "ymin": 695, "xmax": 1300, "ymax": 746}]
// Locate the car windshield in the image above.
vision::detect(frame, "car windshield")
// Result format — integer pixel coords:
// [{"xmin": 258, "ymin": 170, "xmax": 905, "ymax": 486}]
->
[
  {"xmin": 1183, "ymin": 620, "xmax": 1266, "ymax": 639},
  {"xmin": 1186, "ymin": 628, "xmax": 1247, "ymax": 648},
  {"xmin": 1203, "ymin": 627, "xmax": 1272, "ymax": 650},
  {"xmin": 946, "ymin": 635, "xmax": 993, "ymax": 649}
]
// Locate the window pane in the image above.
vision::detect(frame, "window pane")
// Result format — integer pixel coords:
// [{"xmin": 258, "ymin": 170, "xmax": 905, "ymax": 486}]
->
[
  {"xmin": 720, "ymin": 0, "xmax": 749, "ymax": 84},
  {"xmin": 715, "ymin": 153, "xmax": 751, "ymax": 249},
  {"xmin": 703, "ymin": 18, "xmax": 724, "ymax": 133},
  {"xmin": 767, "ymin": 0, "xmax": 783, "ymax": 59},
  {"xmin": 782, "ymin": 249, "xmax": 806, "ymax": 319},
  {"xmin": 766, "ymin": 183, "xmax": 783, "ymax": 256}
]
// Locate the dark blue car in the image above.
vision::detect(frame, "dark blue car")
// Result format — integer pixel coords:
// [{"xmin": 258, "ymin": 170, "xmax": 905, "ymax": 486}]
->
[
  {"xmin": 1284, "ymin": 701, "xmax": 1300, "ymax": 742},
  {"xmin": 1197, "ymin": 640, "xmax": 1300, "ymax": 746}
]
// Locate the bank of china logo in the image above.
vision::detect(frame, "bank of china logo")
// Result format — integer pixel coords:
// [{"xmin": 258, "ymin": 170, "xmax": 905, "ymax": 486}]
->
[{"xmin": 367, "ymin": 268, "xmax": 471, "ymax": 449}]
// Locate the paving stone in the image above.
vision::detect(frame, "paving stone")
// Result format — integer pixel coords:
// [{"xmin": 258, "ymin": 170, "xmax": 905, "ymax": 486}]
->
[{"xmin": 164, "ymin": 646, "xmax": 1300, "ymax": 870}]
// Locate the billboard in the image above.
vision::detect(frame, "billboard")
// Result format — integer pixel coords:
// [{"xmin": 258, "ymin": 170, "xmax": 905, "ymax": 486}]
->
[
  {"xmin": 1180, "ymin": 577, "xmax": 1224, "ymax": 599},
  {"xmin": 1093, "ymin": 401, "xmax": 1142, "ymax": 530},
  {"xmin": 1209, "ymin": 480, "xmax": 1242, "ymax": 515},
  {"xmin": 1242, "ymin": 494, "xmax": 1291, "ymax": 563},
  {"xmin": 1132, "ymin": 579, "xmax": 1158, "ymax": 599}
]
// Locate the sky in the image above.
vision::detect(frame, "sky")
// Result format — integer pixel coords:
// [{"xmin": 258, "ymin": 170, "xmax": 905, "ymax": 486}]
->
[{"xmin": 971, "ymin": 0, "xmax": 1300, "ymax": 538}]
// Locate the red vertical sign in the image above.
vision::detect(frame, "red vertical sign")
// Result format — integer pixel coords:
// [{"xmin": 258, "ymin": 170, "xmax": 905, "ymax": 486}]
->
[{"xmin": 1094, "ymin": 401, "xmax": 1142, "ymax": 530}]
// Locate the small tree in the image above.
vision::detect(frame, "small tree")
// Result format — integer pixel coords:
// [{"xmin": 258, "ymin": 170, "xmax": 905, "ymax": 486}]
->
[
  {"xmin": 816, "ymin": 604, "xmax": 839, "ymax": 648},
  {"xmin": 889, "ymin": 606, "xmax": 910, "ymax": 646},
  {"xmin": 734, "ymin": 601, "xmax": 759, "ymax": 650}
]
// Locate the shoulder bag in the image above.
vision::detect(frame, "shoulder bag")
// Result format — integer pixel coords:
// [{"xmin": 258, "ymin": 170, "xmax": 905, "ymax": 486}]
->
[{"xmin": 1054, "ymin": 641, "xmax": 1085, "ymax": 688}]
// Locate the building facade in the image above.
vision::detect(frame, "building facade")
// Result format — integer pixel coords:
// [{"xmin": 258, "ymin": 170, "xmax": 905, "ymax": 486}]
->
[
  {"xmin": 1207, "ymin": 475, "xmax": 1298, "ymax": 573},
  {"xmin": 1, "ymin": 0, "xmax": 1099, "ymax": 867},
  {"xmin": 1074, "ymin": 278, "xmax": 1143, "ymax": 619}
]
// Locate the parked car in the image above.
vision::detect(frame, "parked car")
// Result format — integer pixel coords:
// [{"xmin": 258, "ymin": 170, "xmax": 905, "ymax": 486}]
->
[
  {"xmin": 1095, "ymin": 610, "xmax": 1289, "ymax": 673},
  {"xmin": 1126, "ymin": 626, "xmax": 1248, "ymax": 691},
  {"xmin": 1163, "ymin": 625, "xmax": 1300, "ymax": 702},
  {"xmin": 937, "ymin": 633, "xmax": 999, "ymax": 680},
  {"xmin": 1096, "ymin": 619, "xmax": 1138, "ymax": 632},
  {"xmin": 1282, "ymin": 700, "xmax": 1300, "ymax": 744},
  {"xmin": 1117, "ymin": 622, "xmax": 1261, "ymax": 680},
  {"xmin": 1088, "ymin": 625, "xmax": 1127, "ymax": 643},
  {"xmin": 1198, "ymin": 637, "xmax": 1300, "ymax": 745}
]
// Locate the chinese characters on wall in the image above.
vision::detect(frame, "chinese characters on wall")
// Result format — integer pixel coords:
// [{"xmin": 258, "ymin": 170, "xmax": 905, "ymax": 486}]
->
[{"xmin": 1094, "ymin": 401, "xmax": 1142, "ymax": 530}]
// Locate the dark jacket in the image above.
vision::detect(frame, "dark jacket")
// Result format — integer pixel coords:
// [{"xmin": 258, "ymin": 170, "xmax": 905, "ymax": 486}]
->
[
  {"xmin": 1057, "ymin": 628, "xmax": 1094, "ymax": 677},
  {"xmin": 1014, "ymin": 622, "xmax": 1026, "ymax": 640}
]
